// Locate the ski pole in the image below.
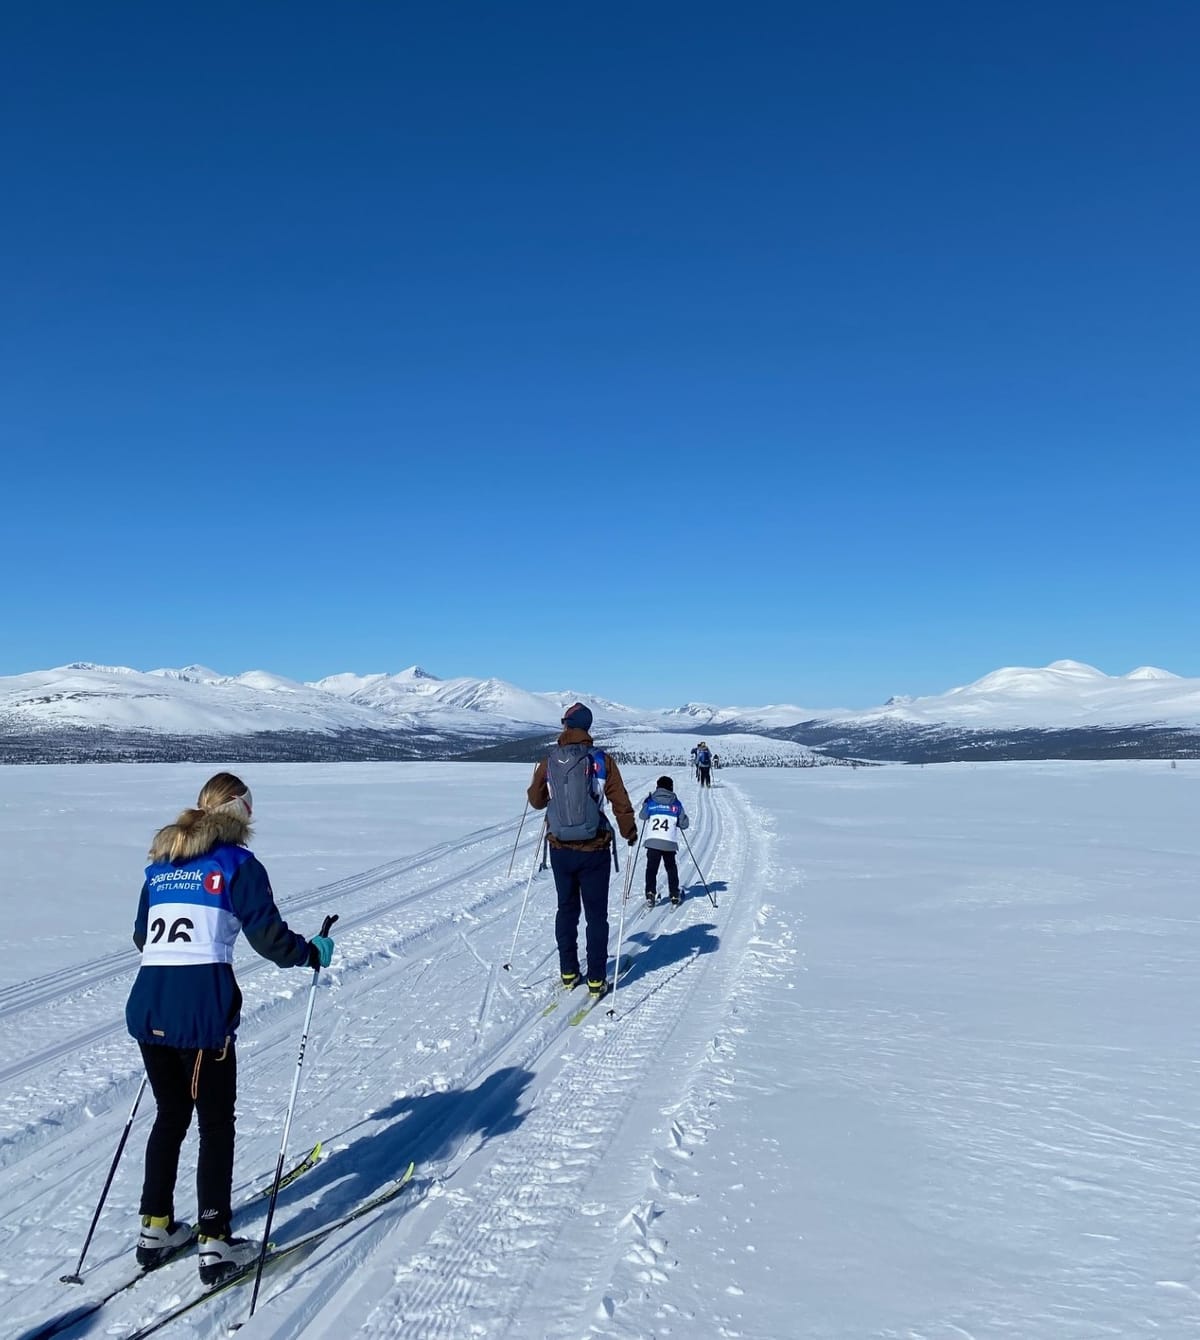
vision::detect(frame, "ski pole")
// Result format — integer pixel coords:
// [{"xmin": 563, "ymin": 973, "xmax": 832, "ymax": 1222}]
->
[
  {"xmin": 680, "ymin": 829, "xmax": 717, "ymax": 907},
  {"xmin": 502, "ymin": 816, "xmax": 546, "ymax": 970},
  {"xmin": 506, "ymin": 800, "xmax": 530, "ymax": 878},
  {"xmin": 539, "ymin": 830, "xmax": 549, "ymax": 871},
  {"xmin": 606, "ymin": 819, "xmax": 646, "ymax": 1019},
  {"xmin": 246, "ymin": 913, "xmax": 338, "ymax": 1321},
  {"xmin": 61, "ymin": 1075, "xmax": 149, "ymax": 1284}
]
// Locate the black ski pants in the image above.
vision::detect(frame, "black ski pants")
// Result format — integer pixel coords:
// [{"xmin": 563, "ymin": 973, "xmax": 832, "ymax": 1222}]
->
[
  {"xmin": 139, "ymin": 1040, "xmax": 237, "ymax": 1238},
  {"xmin": 549, "ymin": 844, "xmax": 611, "ymax": 984},
  {"xmin": 699, "ymin": 765, "xmax": 712, "ymax": 787},
  {"xmin": 644, "ymin": 847, "xmax": 680, "ymax": 899}
]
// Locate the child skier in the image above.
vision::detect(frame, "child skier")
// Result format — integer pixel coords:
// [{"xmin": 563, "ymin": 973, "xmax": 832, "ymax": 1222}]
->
[{"xmin": 639, "ymin": 776, "xmax": 690, "ymax": 907}]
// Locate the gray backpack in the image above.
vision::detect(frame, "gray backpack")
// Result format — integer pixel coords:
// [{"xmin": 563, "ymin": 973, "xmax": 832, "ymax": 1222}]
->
[{"xmin": 545, "ymin": 743, "xmax": 608, "ymax": 841}]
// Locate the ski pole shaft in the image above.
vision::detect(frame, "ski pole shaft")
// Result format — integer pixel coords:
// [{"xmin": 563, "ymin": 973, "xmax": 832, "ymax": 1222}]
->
[
  {"xmin": 248, "ymin": 912, "xmax": 338, "ymax": 1320},
  {"xmin": 61, "ymin": 1075, "xmax": 148, "ymax": 1284},
  {"xmin": 506, "ymin": 800, "xmax": 530, "ymax": 878},
  {"xmin": 502, "ymin": 816, "xmax": 546, "ymax": 970},
  {"xmin": 607, "ymin": 819, "xmax": 646, "ymax": 1018},
  {"xmin": 680, "ymin": 829, "xmax": 716, "ymax": 907}
]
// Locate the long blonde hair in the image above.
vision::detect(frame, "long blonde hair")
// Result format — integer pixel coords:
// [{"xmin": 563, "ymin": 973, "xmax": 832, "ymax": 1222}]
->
[{"xmin": 151, "ymin": 772, "xmax": 252, "ymax": 863}]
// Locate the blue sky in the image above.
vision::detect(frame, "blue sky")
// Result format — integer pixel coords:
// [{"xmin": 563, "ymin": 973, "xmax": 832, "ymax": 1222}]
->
[{"xmin": 2, "ymin": 1, "xmax": 1197, "ymax": 709}]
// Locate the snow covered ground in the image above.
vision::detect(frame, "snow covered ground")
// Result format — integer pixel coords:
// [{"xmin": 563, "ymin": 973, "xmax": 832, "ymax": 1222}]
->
[
  {"xmin": 597, "ymin": 730, "xmax": 831, "ymax": 768},
  {"xmin": 3, "ymin": 760, "xmax": 1199, "ymax": 1339}
]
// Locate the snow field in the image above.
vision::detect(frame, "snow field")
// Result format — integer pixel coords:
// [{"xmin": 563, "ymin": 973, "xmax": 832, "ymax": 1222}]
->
[
  {"xmin": 1, "ymin": 766, "xmax": 764, "ymax": 1339},
  {"xmin": 3, "ymin": 761, "xmax": 1200, "ymax": 1339}
]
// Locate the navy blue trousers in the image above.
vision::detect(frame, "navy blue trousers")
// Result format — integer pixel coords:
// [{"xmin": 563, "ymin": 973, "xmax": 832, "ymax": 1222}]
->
[{"xmin": 549, "ymin": 844, "xmax": 612, "ymax": 983}]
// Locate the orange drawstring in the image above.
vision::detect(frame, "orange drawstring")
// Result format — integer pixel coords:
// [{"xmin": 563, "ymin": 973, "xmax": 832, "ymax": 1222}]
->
[{"xmin": 190, "ymin": 1038, "xmax": 230, "ymax": 1100}]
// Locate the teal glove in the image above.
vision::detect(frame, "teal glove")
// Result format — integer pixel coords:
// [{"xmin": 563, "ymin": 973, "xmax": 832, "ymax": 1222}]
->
[{"xmin": 307, "ymin": 935, "xmax": 335, "ymax": 969}]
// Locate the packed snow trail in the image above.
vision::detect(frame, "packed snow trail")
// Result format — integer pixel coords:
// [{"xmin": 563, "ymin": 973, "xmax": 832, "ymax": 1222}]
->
[
  {"xmin": 220, "ymin": 774, "xmax": 761, "ymax": 1340},
  {"xmin": 3, "ymin": 768, "xmax": 762, "ymax": 1339}
]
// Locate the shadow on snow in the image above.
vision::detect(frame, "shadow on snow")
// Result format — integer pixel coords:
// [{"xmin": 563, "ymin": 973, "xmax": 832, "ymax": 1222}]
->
[
  {"xmin": 267, "ymin": 1064, "xmax": 533, "ymax": 1241},
  {"xmin": 617, "ymin": 918, "xmax": 720, "ymax": 992}
]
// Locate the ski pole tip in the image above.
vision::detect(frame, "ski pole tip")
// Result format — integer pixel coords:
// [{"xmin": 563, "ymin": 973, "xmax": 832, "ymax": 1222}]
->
[{"xmin": 61, "ymin": 1273, "xmax": 84, "ymax": 1285}]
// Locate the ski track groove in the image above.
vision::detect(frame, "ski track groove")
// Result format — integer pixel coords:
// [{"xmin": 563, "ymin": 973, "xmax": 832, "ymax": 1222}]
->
[
  {"xmin": 0, "ymin": 819, "xmax": 543, "ymax": 1111},
  {"xmin": 0, "ymin": 821, "xmax": 520, "ymax": 1024},
  {"xmin": 305, "ymin": 778, "xmax": 750, "ymax": 1340}
]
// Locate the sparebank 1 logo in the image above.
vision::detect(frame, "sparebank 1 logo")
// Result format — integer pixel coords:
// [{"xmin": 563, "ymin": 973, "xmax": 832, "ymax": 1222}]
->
[{"xmin": 203, "ymin": 870, "xmax": 225, "ymax": 896}]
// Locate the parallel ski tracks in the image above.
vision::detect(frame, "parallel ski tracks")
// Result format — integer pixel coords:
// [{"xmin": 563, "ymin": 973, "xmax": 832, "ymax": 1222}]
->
[
  {"xmin": 0, "ymin": 782, "xmax": 704, "ymax": 1092},
  {"xmin": 0, "ymin": 818, "xmax": 531, "ymax": 1091},
  {"xmin": 0, "ymin": 819, "xmax": 520, "ymax": 1026},
  {"xmin": 341, "ymin": 778, "xmax": 748, "ymax": 1339}
]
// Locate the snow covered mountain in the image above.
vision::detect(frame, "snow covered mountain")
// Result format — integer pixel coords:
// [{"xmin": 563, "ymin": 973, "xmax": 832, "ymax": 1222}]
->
[
  {"xmin": 2, "ymin": 659, "xmax": 1199, "ymax": 763},
  {"xmin": 823, "ymin": 660, "xmax": 1200, "ymax": 730},
  {"xmin": 0, "ymin": 663, "xmax": 400, "ymax": 736},
  {"xmin": 0, "ymin": 662, "xmax": 816, "ymax": 745}
]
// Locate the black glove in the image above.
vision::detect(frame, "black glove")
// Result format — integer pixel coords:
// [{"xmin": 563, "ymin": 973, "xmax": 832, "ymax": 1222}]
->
[{"xmin": 627, "ymin": 834, "xmax": 638, "ymax": 847}]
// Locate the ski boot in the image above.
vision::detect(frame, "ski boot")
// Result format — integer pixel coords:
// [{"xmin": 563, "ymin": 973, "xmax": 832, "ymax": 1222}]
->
[
  {"xmin": 136, "ymin": 1215, "xmax": 193, "ymax": 1269},
  {"xmin": 198, "ymin": 1234, "xmax": 258, "ymax": 1287}
]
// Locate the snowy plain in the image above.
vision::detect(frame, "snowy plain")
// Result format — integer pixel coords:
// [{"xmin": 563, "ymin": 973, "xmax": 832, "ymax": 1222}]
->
[{"xmin": 2, "ymin": 760, "xmax": 1199, "ymax": 1339}]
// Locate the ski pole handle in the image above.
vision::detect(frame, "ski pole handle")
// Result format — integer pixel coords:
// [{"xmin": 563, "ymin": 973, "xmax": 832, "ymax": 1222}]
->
[{"xmin": 319, "ymin": 913, "xmax": 338, "ymax": 938}]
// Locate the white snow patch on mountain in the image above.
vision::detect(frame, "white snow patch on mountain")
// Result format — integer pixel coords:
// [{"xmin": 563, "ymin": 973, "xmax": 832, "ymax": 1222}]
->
[
  {"xmin": 0, "ymin": 665, "xmax": 404, "ymax": 735},
  {"xmin": 834, "ymin": 661, "xmax": 1200, "ymax": 729},
  {"xmin": 148, "ymin": 664, "xmax": 225, "ymax": 683}
]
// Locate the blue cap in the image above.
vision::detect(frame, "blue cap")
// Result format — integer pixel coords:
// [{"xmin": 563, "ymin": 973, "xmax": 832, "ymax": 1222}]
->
[{"xmin": 561, "ymin": 702, "xmax": 593, "ymax": 732}]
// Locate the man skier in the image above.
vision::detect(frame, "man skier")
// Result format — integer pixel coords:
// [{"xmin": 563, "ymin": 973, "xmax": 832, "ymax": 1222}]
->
[{"xmin": 527, "ymin": 703, "xmax": 636, "ymax": 1000}]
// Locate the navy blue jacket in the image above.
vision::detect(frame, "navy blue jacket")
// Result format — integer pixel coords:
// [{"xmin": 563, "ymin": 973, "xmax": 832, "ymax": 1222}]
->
[{"xmin": 126, "ymin": 845, "xmax": 312, "ymax": 1051}]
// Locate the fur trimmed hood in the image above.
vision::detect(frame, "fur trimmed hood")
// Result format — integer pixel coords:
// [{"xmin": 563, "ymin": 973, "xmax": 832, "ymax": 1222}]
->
[{"xmin": 149, "ymin": 808, "xmax": 253, "ymax": 864}]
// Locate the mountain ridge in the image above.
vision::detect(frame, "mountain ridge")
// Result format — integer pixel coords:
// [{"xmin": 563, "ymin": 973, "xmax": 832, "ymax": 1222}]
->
[{"xmin": 3, "ymin": 660, "xmax": 1199, "ymax": 763}]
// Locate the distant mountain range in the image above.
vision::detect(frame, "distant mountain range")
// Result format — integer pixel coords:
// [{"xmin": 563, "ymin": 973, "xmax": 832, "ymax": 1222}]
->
[{"xmin": 2, "ymin": 660, "xmax": 1198, "ymax": 764}]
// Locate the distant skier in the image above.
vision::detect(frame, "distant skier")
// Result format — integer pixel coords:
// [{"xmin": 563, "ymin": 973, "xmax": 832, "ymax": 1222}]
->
[
  {"xmin": 125, "ymin": 772, "xmax": 335, "ymax": 1285},
  {"xmin": 639, "ymin": 776, "xmax": 690, "ymax": 906},
  {"xmin": 712, "ymin": 753, "xmax": 721, "ymax": 770},
  {"xmin": 527, "ymin": 703, "xmax": 636, "ymax": 1000},
  {"xmin": 696, "ymin": 742, "xmax": 713, "ymax": 787},
  {"xmin": 691, "ymin": 744, "xmax": 701, "ymax": 782}
]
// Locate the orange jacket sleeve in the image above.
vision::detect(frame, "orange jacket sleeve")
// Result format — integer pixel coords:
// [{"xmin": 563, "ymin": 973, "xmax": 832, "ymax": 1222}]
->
[
  {"xmin": 603, "ymin": 755, "xmax": 637, "ymax": 841},
  {"xmin": 527, "ymin": 757, "xmax": 549, "ymax": 810}
]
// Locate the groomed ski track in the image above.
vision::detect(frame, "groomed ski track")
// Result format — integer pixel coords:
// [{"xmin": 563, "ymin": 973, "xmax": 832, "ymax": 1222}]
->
[{"xmin": 5, "ymin": 771, "xmax": 775, "ymax": 1340}]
